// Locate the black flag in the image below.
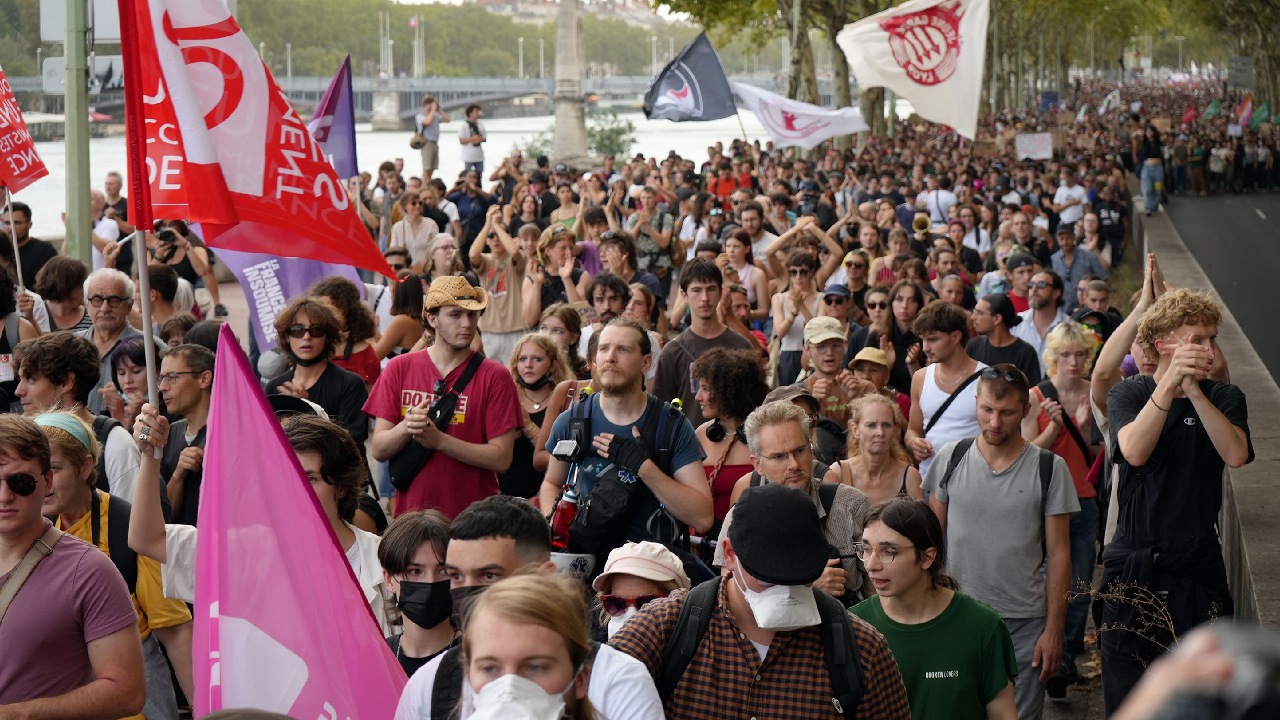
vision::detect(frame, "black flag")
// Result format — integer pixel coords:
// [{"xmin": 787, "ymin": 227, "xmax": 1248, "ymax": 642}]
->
[{"xmin": 643, "ymin": 32, "xmax": 736, "ymax": 122}]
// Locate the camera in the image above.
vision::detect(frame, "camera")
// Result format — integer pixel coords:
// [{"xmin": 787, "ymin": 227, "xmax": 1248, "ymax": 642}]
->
[
  {"xmin": 157, "ymin": 228, "xmax": 179, "ymax": 245},
  {"xmin": 551, "ymin": 439, "xmax": 580, "ymax": 462}
]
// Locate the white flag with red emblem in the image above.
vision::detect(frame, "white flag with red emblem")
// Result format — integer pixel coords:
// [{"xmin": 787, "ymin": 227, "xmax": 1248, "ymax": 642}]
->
[
  {"xmin": 733, "ymin": 83, "xmax": 868, "ymax": 149},
  {"xmin": 836, "ymin": 0, "xmax": 990, "ymax": 139},
  {"xmin": 117, "ymin": 0, "xmax": 393, "ymax": 277}
]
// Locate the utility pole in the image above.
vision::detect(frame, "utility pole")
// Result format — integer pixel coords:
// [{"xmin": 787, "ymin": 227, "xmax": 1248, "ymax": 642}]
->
[
  {"xmin": 668, "ymin": 37, "xmax": 674, "ymax": 62},
  {"xmin": 651, "ymin": 35, "xmax": 657, "ymax": 75},
  {"xmin": 1175, "ymin": 35, "xmax": 1184, "ymax": 71},
  {"xmin": 285, "ymin": 43, "xmax": 291, "ymax": 80},
  {"xmin": 259, "ymin": 41, "xmax": 264, "ymax": 60},
  {"xmin": 65, "ymin": 0, "xmax": 92, "ymax": 264},
  {"xmin": 518, "ymin": 37, "xmax": 524, "ymax": 78},
  {"xmin": 539, "ymin": 38, "xmax": 544, "ymax": 79}
]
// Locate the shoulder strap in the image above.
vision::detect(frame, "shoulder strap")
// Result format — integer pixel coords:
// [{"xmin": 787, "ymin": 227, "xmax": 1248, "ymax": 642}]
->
[
  {"xmin": 940, "ymin": 437, "xmax": 977, "ymax": 494},
  {"xmin": 430, "ymin": 646, "xmax": 466, "ymax": 720},
  {"xmin": 106, "ymin": 494, "xmax": 139, "ymax": 595},
  {"xmin": 813, "ymin": 588, "xmax": 863, "ymax": 718},
  {"xmin": 923, "ymin": 371, "xmax": 982, "ymax": 437},
  {"xmin": 92, "ymin": 417, "xmax": 121, "ymax": 494},
  {"xmin": 1037, "ymin": 447, "xmax": 1055, "ymax": 517},
  {"xmin": 4, "ymin": 312, "xmax": 18, "ymax": 349},
  {"xmin": 818, "ymin": 482, "xmax": 839, "ymax": 521},
  {"xmin": 1035, "ymin": 380, "xmax": 1094, "ymax": 464},
  {"xmin": 658, "ymin": 578, "xmax": 720, "ymax": 702},
  {"xmin": 0, "ymin": 524, "xmax": 63, "ymax": 626},
  {"xmin": 749, "ymin": 470, "xmax": 762, "ymax": 488}
]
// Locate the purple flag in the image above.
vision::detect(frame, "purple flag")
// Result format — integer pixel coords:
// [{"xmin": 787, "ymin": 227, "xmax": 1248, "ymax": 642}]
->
[
  {"xmin": 194, "ymin": 324, "xmax": 407, "ymax": 716},
  {"xmin": 217, "ymin": 247, "xmax": 361, "ymax": 352},
  {"xmin": 307, "ymin": 54, "xmax": 358, "ymax": 178}
]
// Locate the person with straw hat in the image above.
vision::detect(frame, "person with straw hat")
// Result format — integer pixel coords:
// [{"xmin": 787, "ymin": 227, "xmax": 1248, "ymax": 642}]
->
[{"xmin": 366, "ymin": 276, "xmax": 522, "ymax": 519}]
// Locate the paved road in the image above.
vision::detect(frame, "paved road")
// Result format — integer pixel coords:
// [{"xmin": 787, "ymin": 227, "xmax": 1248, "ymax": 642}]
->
[{"xmin": 1164, "ymin": 191, "xmax": 1280, "ymax": 383}]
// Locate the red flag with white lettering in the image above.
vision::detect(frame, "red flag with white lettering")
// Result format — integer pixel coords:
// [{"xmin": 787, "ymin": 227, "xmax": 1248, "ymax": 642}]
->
[
  {"xmin": 0, "ymin": 65, "xmax": 49, "ymax": 194},
  {"xmin": 118, "ymin": 0, "xmax": 393, "ymax": 277}
]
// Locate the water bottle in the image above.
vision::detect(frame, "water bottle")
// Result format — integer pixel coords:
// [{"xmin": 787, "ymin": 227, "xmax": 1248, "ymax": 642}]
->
[{"xmin": 550, "ymin": 468, "xmax": 580, "ymax": 551}]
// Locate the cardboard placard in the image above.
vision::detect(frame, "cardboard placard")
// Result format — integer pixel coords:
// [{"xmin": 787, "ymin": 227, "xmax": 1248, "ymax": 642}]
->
[
  {"xmin": 1050, "ymin": 130, "xmax": 1067, "ymax": 149},
  {"xmin": 1015, "ymin": 132, "xmax": 1054, "ymax": 160},
  {"xmin": 1227, "ymin": 124, "xmax": 1243, "ymax": 137},
  {"xmin": 1076, "ymin": 134, "xmax": 1095, "ymax": 149},
  {"xmin": 972, "ymin": 140, "xmax": 998, "ymax": 156},
  {"xmin": 1152, "ymin": 118, "xmax": 1172, "ymax": 132},
  {"xmin": 1057, "ymin": 110, "xmax": 1074, "ymax": 126}
]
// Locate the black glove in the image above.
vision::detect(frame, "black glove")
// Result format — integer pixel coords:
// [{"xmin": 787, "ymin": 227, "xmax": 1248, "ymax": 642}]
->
[{"xmin": 605, "ymin": 434, "xmax": 650, "ymax": 475}]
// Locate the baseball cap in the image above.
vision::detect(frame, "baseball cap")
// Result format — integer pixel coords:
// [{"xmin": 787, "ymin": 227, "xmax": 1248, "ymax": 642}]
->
[
  {"xmin": 591, "ymin": 541, "xmax": 691, "ymax": 592},
  {"xmin": 823, "ymin": 283, "xmax": 851, "ymax": 298},
  {"xmin": 803, "ymin": 316, "xmax": 846, "ymax": 346},
  {"xmin": 849, "ymin": 347, "xmax": 890, "ymax": 369},
  {"xmin": 763, "ymin": 385, "xmax": 820, "ymax": 415},
  {"xmin": 423, "ymin": 275, "xmax": 488, "ymax": 312},
  {"xmin": 1004, "ymin": 253, "xmax": 1036, "ymax": 271},
  {"xmin": 674, "ymin": 187, "xmax": 695, "ymax": 202},
  {"xmin": 799, "ymin": 180, "xmax": 819, "ymax": 192},
  {"xmin": 728, "ymin": 484, "xmax": 829, "ymax": 586},
  {"xmin": 553, "ymin": 162, "xmax": 569, "ymax": 174}
]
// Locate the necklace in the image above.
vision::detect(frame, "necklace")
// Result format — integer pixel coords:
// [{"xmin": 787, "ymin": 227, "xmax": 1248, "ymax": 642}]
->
[{"xmin": 521, "ymin": 386, "xmax": 553, "ymax": 411}]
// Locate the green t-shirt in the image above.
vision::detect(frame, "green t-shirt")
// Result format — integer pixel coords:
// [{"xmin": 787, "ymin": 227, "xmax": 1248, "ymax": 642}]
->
[
  {"xmin": 1189, "ymin": 147, "xmax": 1208, "ymax": 169},
  {"xmin": 853, "ymin": 591, "xmax": 1016, "ymax": 720}
]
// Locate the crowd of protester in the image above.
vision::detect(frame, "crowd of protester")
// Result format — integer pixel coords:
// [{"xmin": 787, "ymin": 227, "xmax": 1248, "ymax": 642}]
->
[{"xmin": 0, "ymin": 77, "xmax": 1259, "ymax": 720}]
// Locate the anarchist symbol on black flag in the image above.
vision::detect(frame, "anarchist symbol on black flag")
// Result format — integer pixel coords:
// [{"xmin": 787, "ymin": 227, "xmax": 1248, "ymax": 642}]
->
[{"xmin": 643, "ymin": 32, "xmax": 736, "ymax": 122}]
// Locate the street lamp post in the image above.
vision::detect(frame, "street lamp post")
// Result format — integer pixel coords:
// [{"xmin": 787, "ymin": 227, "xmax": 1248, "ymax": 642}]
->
[
  {"xmin": 259, "ymin": 41, "xmax": 265, "ymax": 60},
  {"xmin": 1175, "ymin": 35, "xmax": 1185, "ymax": 71},
  {"xmin": 669, "ymin": 37, "xmax": 674, "ymax": 62},
  {"xmin": 539, "ymin": 38, "xmax": 544, "ymax": 79},
  {"xmin": 651, "ymin": 36, "xmax": 657, "ymax": 74},
  {"xmin": 286, "ymin": 43, "xmax": 291, "ymax": 80},
  {"xmin": 518, "ymin": 37, "xmax": 524, "ymax": 78}
]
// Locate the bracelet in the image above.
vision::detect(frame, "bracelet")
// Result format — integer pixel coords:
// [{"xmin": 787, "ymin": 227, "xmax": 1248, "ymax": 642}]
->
[{"xmin": 1150, "ymin": 396, "xmax": 1170, "ymax": 412}]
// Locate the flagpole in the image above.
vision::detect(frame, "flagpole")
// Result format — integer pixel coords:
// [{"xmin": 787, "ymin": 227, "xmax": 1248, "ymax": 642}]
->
[
  {"xmin": 735, "ymin": 110, "xmax": 749, "ymax": 144},
  {"xmin": 2, "ymin": 187, "xmax": 22, "ymax": 292}
]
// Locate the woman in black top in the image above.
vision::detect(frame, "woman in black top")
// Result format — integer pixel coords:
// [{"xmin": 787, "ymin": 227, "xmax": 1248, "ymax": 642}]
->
[
  {"xmin": 378, "ymin": 510, "xmax": 459, "ymax": 678},
  {"xmin": 265, "ymin": 296, "xmax": 369, "ymax": 445},
  {"xmin": 862, "ymin": 279, "xmax": 924, "ymax": 393},
  {"xmin": 151, "ymin": 220, "xmax": 209, "ymax": 286},
  {"xmin": 1134, "ymin": 125, "xmax": 1165, "ymax": 217},
  {"xmin": 498, "ymin": 332, "xmax": 573, "ymax": 499}
]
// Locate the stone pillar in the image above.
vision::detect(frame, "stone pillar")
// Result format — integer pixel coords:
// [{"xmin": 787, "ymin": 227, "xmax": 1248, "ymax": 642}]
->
[
  {"xmin": 552, "ymin": 0, "xmax": 588, "ymax": 160},
  {"xmin": 371, "ymin": 90, "xmax": 401, "ymax": 131}
]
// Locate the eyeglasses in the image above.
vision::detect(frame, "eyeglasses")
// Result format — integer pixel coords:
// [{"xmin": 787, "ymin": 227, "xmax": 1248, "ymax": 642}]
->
[
  {"xmin": 823, "ymin": 296, "xmax": 847, "ymax": 305},
  {"xmin": 980, "ymin": 366, "xmax": 1029, "ymax": 386},
  {"xmin": 852, "ymin": 542, "xmax": 914, "ymax": 564},
  {"xmin": 88, "ymin": 295, "xmax": 127, "ymax": 308},
  {"xmin": 866, "ymin": 301, "xmax": 888, "ymax": 310},
  {"xmin": 287, "ymin": 325, "xmax": 329, "ymax": 339},
  {"xmin": 762, "ymin": 444, "xmax": 813, "ymax": 464},
  {"xmin": 0, "ymin": 472, "xmax": 38, "ymax": 497},
  {"xmin": 159, "ymin": 371, "xmax": 202, "ymax": 385},
  {"xmin": 600, "ymin": 593, "xmax": 665, "ymax": 617}
]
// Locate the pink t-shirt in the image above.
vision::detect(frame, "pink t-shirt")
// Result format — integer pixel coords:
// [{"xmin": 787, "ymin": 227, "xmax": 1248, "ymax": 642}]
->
[
  {"xmin": 0, "ymin": 523, "xmax": 139, "ymax": 704},
  {"xmin": 364, "ymin": 351, "xmax": 523, "ymax": 518}
]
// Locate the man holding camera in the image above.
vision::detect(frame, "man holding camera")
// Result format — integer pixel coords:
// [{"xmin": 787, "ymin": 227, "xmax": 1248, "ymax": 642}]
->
[
  {"xmin": 414, "ymin": 95, "xmax": 449, "ymax": 181},
  {"xmin": 366, "ymin": 277, "xmax": 522, "ymax": 518},
  {"xmin": 539, "ymin": 318, "xmax": 713, "ymax": 561}
]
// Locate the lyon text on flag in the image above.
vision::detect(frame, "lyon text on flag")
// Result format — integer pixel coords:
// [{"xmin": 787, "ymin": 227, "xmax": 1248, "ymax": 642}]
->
[
  {"xmin": 733, "ymin": 83, "xmax": 868, "ymax": 149},
  {"xmin": 836, "ymin": 0, "xmax": 990, "ymax": 139},
  {"xmin": 194, "ymin": 324, "xmax": 406, "ymax": 718},
  {"xmin": 306, "ymin": 55, "xmax": 359, "ymax": 179},
  {"xmin": 0, "ymin": 65, "xmax": 49, "ymax": 194},
  {"xmin": 117, "ymin": 0, "xmax": 394, "ymax": 278},
  {"xmin": 643, "ymin": 32, "xmax": 736, "ymax": 122}
]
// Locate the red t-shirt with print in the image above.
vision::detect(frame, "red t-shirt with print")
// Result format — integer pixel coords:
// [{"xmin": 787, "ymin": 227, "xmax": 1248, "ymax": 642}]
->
[{"xmin": 364, "ymin": 351, "xmax": 522, "ymax": 518}]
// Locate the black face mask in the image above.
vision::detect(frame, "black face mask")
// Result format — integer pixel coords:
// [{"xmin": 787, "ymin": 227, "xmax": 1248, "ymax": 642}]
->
[
  {"xmin": 287, "ymin": 350, "xmax": 325, "ymax": 368},
  {"xmin": 397, "ymin": 579, "xmax": 453, "ymax": 629},
  {"xmin": 517, "ymin": 375, "xmax": 552, "ymax": 391},
  {"xmin": 450, "ymin": 585, "xmax": 488, "ymax": 629}
]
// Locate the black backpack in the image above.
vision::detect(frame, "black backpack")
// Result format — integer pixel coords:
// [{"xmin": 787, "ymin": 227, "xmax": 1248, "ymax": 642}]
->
[
  {"xmin": 657, "ymin": 577, "xmax": 863, "ymax": 718},
  {"xmin": 91, "ymin": 416, "xmax": 123, "ymax": 494},
  {"xmin": 91, "ymin": 489, "xmax": 139, "ymax": 594}
]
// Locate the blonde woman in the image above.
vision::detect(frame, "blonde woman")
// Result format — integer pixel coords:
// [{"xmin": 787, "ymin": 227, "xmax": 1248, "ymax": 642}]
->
[
  {"xmin": 500, "ymin": 332, "xmax": 572, "ymax": 499},
  {"xmin": 537, "ymin": 303, "xmax": 589, "ymax": 380},
  {"xmin": 417, "ymin": 233, "xmax": 464, "ymax": 281},
  {"xmin": 836, "ymin": 394, "xmax": 923, "ymax": 505},
  {"xmin": 389, "ymin": 193, "xmax": 440, "ymax": 267},
  {"xmin": 521, "ymin": 225, "xmax": 590, "ymax": 329}
]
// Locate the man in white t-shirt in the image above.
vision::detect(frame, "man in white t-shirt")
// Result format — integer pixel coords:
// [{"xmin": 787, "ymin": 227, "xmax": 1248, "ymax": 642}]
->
[
  {"xmin": 738, "ymin": 200, "xmax": 777, "ymax": 258},
  {"xmin": 918, "ymin": 175, "xmax": 957, "ymax": 226},
  {"xmin": 88, "ymin": 189, "xmax": 121, "ymax": 271},
  {"xmin": 457, "ymin": 103, "xmax": 487, "ymax": 175},
  {"xmin": 394, "ymin": 495, "xmax": 664, "ymax": 720},
  {"xmin": 1050, "ymin": 164, "xmax": 1089, "ymax": 232}
]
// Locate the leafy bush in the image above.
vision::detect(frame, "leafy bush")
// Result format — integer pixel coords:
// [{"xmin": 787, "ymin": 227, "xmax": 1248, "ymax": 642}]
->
[{"xmin": 587, "ymin": 110, "xmax": 636, "ymax": 157}]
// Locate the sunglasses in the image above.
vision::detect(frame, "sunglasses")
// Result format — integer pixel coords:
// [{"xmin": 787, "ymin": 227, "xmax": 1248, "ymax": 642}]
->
[
  {"xmin": 389, "ymin": 263, "xmax": 406, "ymax": 272},
  {"xmin": 600, "ymin": 594, "xmax": 665, "ymax": 617},
  {"xmin": 0, "ymin": 472, "xmax": 39, "ymax": 497},
  {"xmin": 788, "ymin": 268, "xmax": 811, "ymax": 277},
  {"xmin": 849, "ymin": 262, "xmax": 867, "ymax": 270},
  {"xmin": 866, "ymin": 301, "xmax": 888, "ymax": 310},
  {"xmin": 823, "ymin": 295, "xmax": 847, "ymax": 305},
  {"xmin": 287, "ymin": 325, "xmax": 328, "ymax": 339},
  {"xmin": 1029, "ymin": 280, "xmax": 1053, "ymax": 289},
  {"xmin": 980, "ymin": 366, "xmax": 1029, "ymax": 386}
]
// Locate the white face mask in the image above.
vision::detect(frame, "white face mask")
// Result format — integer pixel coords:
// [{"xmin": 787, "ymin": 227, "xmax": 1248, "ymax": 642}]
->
[
  {"xmin": 470, "ymin": 672, "xmax": 575, "ymax": 720},
  {"xmin": 607, "ymin": 607, "xmax": 638, "ymax": 638},
  {"xmin": 732, "ymin": 559, "xmax": 822, "ymax": 631}
]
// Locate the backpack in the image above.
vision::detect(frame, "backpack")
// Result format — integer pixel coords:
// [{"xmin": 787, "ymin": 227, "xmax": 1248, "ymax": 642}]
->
[
  {"xmin": 431, "ymin": 641, "xmax": 603, "ymax": 719},
  {"xmin": 657, "ymin": 577, "xmax": 863, "ymax": 718},
  {"xmin": 91, "ymin": 489, "xmax": 139, "ymax": 595},
  {"xmin": 92, "ymin": 416, "xmax": 123, "ymax": 495},
  {"xmin": 940, "ymin": 437, "xmax": 1056, "ymax": 555},
  {"xmin": 567, "ymin": 394, "xmax": 685, "ymax": 555}
]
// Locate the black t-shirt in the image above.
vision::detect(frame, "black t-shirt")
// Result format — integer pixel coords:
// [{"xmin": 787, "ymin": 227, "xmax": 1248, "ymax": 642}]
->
[
  {"xmin": 162, "ymin": 419, "xmax": 206, "ymax": 526},
  {"xmin": 1093, "ymin": 199, "xmax": 1126, "ymax": 242},
  {"xmin": 386, "ymin": 634, "xmax": 455, "ymax": 678},
  {"xmin": 265, "ymin": 362, "xmax": 370, "ymax": 444},
  {"xmin": 958, "ymin": 246, "xmax": 983, "ymax": 276},
  {"xmin": 965, "ymin": 335, "xmax": 1043, "ymax": 386},
  {"xmin": 108, "ymin": 197, "xmax": 128, "ymax": 222},
  {"xmin": 423, "ymin": 206, "xmax": 451, "ymax": 235},
  {"xmin": 17, "ymin": 238, "xmax": 60, "ymax": 289},
  {"xmin": 538, "ymin": 190, "xmax": 560, "ymax": 219},
  {"xmin": 1108, "ymin": 375, "xmax": 1252, "ymax": 556},
  {"xmin": 863, "ymin": 326, "xmax": 920, "ymax": 393},
  {"xmin": 537, "ymin": 267, "xmax": 584, "ymax": 314}
]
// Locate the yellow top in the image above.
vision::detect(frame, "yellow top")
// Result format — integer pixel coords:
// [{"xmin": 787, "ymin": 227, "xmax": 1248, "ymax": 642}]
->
[{"xmin": 59, "ymin": 490, "xmax": 194, "ymax": 639}]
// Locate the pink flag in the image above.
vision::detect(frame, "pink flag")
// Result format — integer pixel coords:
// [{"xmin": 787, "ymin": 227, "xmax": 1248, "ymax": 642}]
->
[{"xmin": 193, "ymin": 324, "xmax": 405, "ymax": 717}]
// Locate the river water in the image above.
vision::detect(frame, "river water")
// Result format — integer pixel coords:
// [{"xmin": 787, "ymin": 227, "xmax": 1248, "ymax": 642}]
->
[{"xmin": 20, "ymin": 106, "xmax": 912, "ymax": 238}]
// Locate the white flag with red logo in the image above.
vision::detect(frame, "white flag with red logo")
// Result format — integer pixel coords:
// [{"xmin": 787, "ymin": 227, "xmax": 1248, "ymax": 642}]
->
[
  {"xmin": 733, "ymin": 83, "xmax": 868, "ymax": 150},
  {"xmin": 836, "ymin": 0, "xmax": 990, "ymax": 139},
  {"xmin": 118, "ymin": 0, "xmax": 393, "ymax": 277}
]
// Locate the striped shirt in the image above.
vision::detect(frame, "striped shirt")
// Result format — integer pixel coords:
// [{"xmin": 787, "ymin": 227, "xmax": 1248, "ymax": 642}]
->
[{"xmin": 610, "ymin": 580, "xmax": 912, "ymax": 720}]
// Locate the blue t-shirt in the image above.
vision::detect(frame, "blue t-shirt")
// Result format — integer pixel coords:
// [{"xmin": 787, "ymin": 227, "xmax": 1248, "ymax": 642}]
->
[{"xmin": 545, "ymin": 393, "xmax": 704, "ymax": 544}]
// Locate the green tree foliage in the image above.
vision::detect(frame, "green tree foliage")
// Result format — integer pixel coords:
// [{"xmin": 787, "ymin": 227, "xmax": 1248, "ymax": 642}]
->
[{"xmin": 587, "ymin": 110, "xmax": 637, "ymax": 157}]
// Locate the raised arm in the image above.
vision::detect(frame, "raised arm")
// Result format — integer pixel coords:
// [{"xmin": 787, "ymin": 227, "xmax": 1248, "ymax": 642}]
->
[{"xmin": 128, "ymin": 404, "xmax": 169, "ymax": 563}]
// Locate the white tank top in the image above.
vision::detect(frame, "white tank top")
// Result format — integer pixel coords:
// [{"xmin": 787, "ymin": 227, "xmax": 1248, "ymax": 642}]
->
[
  {"xmin": 919, "ymin": 360, "xmax": 988, "ymax": 477},
  {"xmin": 780, "ymin": 294, "xmax": 820, "ymax": 351}
]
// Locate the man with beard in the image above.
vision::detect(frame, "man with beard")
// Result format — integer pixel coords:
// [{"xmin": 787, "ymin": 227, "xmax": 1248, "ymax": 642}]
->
[
  {"xmin": 539, "ymin": 318, "xmax": 713, "ymax": 558},
  {"xmin": 367, "ymin": 277, "xmax": 522, "ymax": 518},
  {"xmin": 576, "ymin": 272, "xmax": 630, "ymax": 360},
  {"xmin": 923, "ymin": 365, "xmax": 1077, "ymax": 720},
  {"xmin": 1012, "ymin": 271, "xmax": 1070, "ymax": 376},
  {"xmin": 652, "ymin": 259, "xmax": 753, "ymax": 427}
]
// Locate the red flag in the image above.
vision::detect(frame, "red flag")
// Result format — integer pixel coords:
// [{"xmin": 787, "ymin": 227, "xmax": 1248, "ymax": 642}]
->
[
  {"xmin": 0, "ymin": 65, "xmax": 49, "ymax": 194},
  {"xmin": 1182, "ymin": 106, "xmax": 1197, "ymax": 125},
  {"xmin": 117, "ymin": 0, "xmax": 393, "ymax": 278}
]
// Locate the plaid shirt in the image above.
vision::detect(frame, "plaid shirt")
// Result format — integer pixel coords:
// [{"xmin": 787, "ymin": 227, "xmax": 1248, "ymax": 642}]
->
[{"xmin": 610, "ymin": 581, "xmax": 912, "ymax": 720}]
